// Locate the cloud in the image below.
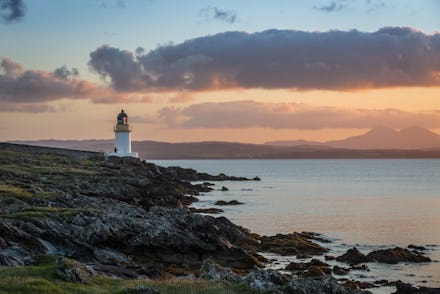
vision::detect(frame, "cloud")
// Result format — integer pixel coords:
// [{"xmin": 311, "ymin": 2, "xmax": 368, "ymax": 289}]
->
[
  {"xmin": 200, "ymin": 6, "xmax": 238, "ymax": 24},
  {"xmin": 0, "ymin": 58, "xmax": 125, "ymax": 111},
  {"xmin": 314, "ymin": 1, "xmax": 347, "ymax": 12},
  {"xmin": 157, "ymin": 100, "xmax": 440, "ymax": 130},
  {"xmin": 89, "ymin": 27, "xmax": 440, "ymax": 92},
  {"xmin": 168, "ymin": 91, "xmax": 193, "ymax": 103},
  {"xmin": 0, "ymin": 0, "xmax": 25, "ymax": 23},
  {"xmin": 53, "ymin": 65, "xmax": 79, "ymax": 80},
  {"xmin": 129, "ymin": 115, "xmax": 156, "ymax": 124}
]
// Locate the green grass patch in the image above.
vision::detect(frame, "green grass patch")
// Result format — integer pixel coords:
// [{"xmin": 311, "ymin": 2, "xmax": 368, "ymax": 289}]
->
[
  {"xmin": 0, "ymin": 164, "xmax": 95, "ymax": 176},
  {"xmin": 0, "ymin": 184, "xmax": 33, "ymax": 200},
  {"xmin": 0, "ymin": 255, "xmax": 256, "ymax": 294}
]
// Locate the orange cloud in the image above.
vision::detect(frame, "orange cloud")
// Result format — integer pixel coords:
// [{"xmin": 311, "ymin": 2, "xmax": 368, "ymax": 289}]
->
[{"xmin": 157, "ymin": 100, "xmax": 440, "ymax": 130}]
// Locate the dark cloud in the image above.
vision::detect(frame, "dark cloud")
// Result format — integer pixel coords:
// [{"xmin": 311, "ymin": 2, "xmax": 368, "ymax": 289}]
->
[
  {"xmin": 53, "ymin": 65, "xmax": 79, "ymax": 80},
  {"xmin": 199, "ymin": 6, "xmax": 238, "ymax": 24},
  {"xmin": 89, "ymin": 27, "xmax": 440, "ymax": 92},
  {"xmin": 314, "ymin": 1, "xmax": 347, "ymax": 12},
  {"xmin": 0, "ymin": 0, "xmax": 24, "ymax": 23},
  {"xmin": 0, "ymin": 58, "xmax": 123, "ymax": 111},
  {"xmin": 157, "ymin": 101, "xmax": 440, "ymax": 130}
]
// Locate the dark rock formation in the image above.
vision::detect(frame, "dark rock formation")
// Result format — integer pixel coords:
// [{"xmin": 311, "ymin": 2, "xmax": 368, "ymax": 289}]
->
[
  {"xmin": 0, "ymin": 143, "xmax": 262, "ymax": 276},
  {"xmin": 165, "ymin": 167, "xmax": 258, "ymax": 182},
  {"xmin": 394, "ymin": 280, "xmax": 440, "ymax": 294},
  {"xmin": 336, "ymin": 247, "xmax": 369, "ymax": 265},
  {"xmin": 367, "ymin": 247, "xmax": 431, "ymax": 264},
  {"xmin": 189, "ymin": 207, "xmax": 224, "ymax": 214},
  {"xmin": 283, "ymin": 275, "xmax": 371, "ymax": 294},
  {"xmin": 214, "ymin": 200, "xmax": 243, "ymax": 206},
  {"xmin": 221, "ymin": 186, "xmax": 229, "ymax": 191},
  {"xmin": 259, "ymin": 233, "xmax": 329, "ymax": 256},
  {"xmin": 408, "ymin": 244, "xmax": 427, "ymax": 251}
]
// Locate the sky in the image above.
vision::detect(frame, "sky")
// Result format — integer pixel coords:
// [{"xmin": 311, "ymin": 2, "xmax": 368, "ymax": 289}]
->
[{"xmin": 1, "ymin": 0, "xmax": 440, "ymax": 143}]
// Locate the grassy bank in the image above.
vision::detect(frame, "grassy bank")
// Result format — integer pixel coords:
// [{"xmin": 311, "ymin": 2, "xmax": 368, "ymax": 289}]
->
[{"xmin": 0, "ymin": 255, "xmax": 255, "ymax": 294}]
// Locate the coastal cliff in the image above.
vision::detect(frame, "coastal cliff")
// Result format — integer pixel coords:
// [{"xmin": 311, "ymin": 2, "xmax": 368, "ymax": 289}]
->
[{"xmin": 1, "ymin": 142, "xmax": 431, "ymax": 293}]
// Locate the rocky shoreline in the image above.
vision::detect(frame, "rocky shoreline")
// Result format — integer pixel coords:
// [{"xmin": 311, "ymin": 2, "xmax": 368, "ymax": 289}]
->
[{"xmin": 0, "ymin": 142, "xmax": 438, "ymax": 293}]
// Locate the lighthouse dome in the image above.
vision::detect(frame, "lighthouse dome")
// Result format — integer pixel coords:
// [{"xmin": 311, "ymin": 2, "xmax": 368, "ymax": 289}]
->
[{"xmin": 117, "ymin": 109, "xmax": 128, "ymax": 124}]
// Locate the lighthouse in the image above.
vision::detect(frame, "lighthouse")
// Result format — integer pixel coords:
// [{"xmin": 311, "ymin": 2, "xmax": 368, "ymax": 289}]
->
[{"xmin": 108, "ymin": 109, "xmax": 138, "ymax": 158}]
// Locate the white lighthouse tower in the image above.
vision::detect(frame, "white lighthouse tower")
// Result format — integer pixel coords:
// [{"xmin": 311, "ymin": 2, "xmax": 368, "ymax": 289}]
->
[{"xmin": 108, "ymin": 109, "xmax": 138, "ymax": 157}]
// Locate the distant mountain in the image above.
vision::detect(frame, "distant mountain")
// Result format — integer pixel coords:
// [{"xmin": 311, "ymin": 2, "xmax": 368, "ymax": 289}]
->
[
  {"xmin": 266, "ymin": 126, "xmax": 440, "ymax": 150},
  {"xmin": 9, "ymin": 136, "xmax": 440, "ymax": 159},
  {"xmin": 328, "ymin": 126, "xmax": 440, "ymax": 149}
]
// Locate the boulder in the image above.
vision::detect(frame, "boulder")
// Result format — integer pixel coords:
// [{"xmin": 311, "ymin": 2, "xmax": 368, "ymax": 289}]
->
[
  {"xmin": 55, "ymin": 256, "xmax": 93, "ymax": 283},
  {"xmin": 367, "ymin": 247, "xmax": 431, "ymax": 264},
  {"xmin": 259, "ymin": 233, "xmax": 329, "ymax": 256},
  {"xmin": 214, "ymin": 200, "xmax": 243, "ymax": 206},
  {"xmin": 336, "ymin": 247, "xmax": 369, "ymax": 265},
  {"xmin": 199, "ymin": 258, "xmax": 240, "ymax": 284},
  {"xmin": 243, "ymin": 266, "xmax": 289, "ymax": 292},
  {"xmin": 394, "ymin": 280, "xmax": 440, "ymax": 294}
]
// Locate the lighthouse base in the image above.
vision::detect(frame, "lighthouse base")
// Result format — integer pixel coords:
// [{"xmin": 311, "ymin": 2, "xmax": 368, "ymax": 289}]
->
[{"xmin": 105, "ymin": 152, "xmax": 139, "ymax": 158}]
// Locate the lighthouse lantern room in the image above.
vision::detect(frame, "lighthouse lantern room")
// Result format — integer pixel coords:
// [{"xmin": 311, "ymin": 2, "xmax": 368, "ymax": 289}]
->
[{"xmin": 108, "ymin": 109, "xmax": 139, "ymax": 158}]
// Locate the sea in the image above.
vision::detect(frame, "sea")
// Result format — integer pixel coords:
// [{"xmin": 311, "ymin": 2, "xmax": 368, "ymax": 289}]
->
[{"xmin": 151, "ymin": 159, "xmax": 440, "ymax": 293}]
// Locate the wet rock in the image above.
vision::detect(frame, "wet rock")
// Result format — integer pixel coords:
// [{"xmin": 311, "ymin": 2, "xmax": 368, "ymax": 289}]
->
[
  {"xmin": 188, "ymin": 207, "xmax": 224, "ymax": 214},
  {"xmin": 343, "ymin": 280, "xmax": 375, "ymax": 290},
  {"xmin": 221, "ymin": 186, "xmax": 229, "ymax": 191},
  {"xmin": 56, "ymin": 256, "xmax": 93, "ymax": 283},
  {"xmin": 333, "ymin": 265, "xmax": 350, "ymax": 275},
  {"xmin": 367, "ymin": 247, "xmax": 431, "ymax": 264},
  {"xmin": 350, "ymin": 264, "xmax": 369, "ymax": 271},
  {"xmin": 259, "ymin": 233, "xmax": 329, "ymax": 256},
  {"xmin": 215, "ymin": 200, "xmax": 243, "ymax": 206},
  {"xmin": 394, "ymin": 280, "xmax": 440, "ymax": 293},
  {"xmin": 336, "ymin": 247, "xmax": 369, "ymax": 265},
  {"xmin": 199, "ymin": 258, "xmax": 240, "ymax": 284},
  {"xmin": 408, "ymin": 244, "xmax": 427, "ymax": 251},
  {"xmin": 300, "ymin": 231, "xmax": 332, "ymax": 243},
  {"xmin": 0, "ymin": 237, "xmax": 7, "ymax": 249},
  {"xmin": 283, "ymin": 275, "xmax": 371, "ymax": 294},
  {"xmin": 324, "ymin": 255, "xmax": 336, "ymax": 261},
  {"xmin": 303, "ymin": 265, "xmax": 331, "ymax": 277}
]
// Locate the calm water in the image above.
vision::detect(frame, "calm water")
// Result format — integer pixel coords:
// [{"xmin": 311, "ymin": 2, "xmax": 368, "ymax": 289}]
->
[{"xmin": 151, "ymin": 159, "xmax": 440, "ymax": 292}]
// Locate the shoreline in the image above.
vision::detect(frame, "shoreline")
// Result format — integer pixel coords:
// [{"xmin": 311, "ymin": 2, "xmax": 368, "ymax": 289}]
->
[{"xmin": 0, "ymin": 143, "xmax": 438, "ymax": 293}]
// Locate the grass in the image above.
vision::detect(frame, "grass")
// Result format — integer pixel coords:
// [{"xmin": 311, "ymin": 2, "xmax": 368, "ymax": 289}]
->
[
  {"xmin": 0, "ymin": 207, "xmax": 75, "ymax": 219},
  {"xmin": 0, "ymin": 184, "xmax": 33, "ymax": 200},
  {"xmin": 0, "ymin": 255, "xmax": 256, "ymax": 294},
  {"xmin": 0, "ymin": 164, "xmax": 95, "ymax": 176}
]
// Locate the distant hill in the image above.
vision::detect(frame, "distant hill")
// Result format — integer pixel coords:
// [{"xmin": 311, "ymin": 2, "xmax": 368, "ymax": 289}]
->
[
  {"xmin": 266, "ymin": 126, "xmax": 440, "ymax": 150},
  {"xmin": 9, "ymin": 137, "xmax": 440, "ymax": 159}
]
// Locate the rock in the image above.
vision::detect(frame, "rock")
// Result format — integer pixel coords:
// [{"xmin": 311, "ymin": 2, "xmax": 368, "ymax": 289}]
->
[
  {"xmin": 324, "ymin": 255, "xmax": 336, "ymax": 261},
  {"xmin": 367, "ymin": 247, "xmax": 431, "ymax": 264},
  {"xmin": 214, "ymin": 200, "xmax": 243, "ymax": 206},
  {"xmin": 188, "ymin": 207, "xmax": 224, "ymax": 214},
  {"xmin": 303, "ymin": 265, "xmax": 331, "ymax": 277},
  {"xmin": 394, "ymin": 280, "xmax": 440, "ymax": 293},
  {"xmin": 253, "ymin": 177, "xmax": 261, "ymax": 181},
  {"xmin": 0, "ymin": 237, "xmax": 7, "ymax": 249},
  {"xmin": 244, "ymin": 266, "xmax": 289, "ymax": 292},
  {"xmin": 221, "ymin": 186, "xmax": 229, "ymax": 191},
  {"xmin": 283, "ymin": 275, "xmax": 371, "ymax": 294},
  {"xmin": 350, "ymin": 264, "xmax": 369, "ymax": 271},
  {"xmin": 408, "ymin": 244, "xmax": 427, "ymax": 251},
  {"xmin": 300, "ymin": 231, "xmax": 332, "ymax": 243},
  {"xmin": 333, "ymin": 265, "xmax": 350, "ymax": 275},
  {"xmin": 260, "ymin": 233, "xmax": 329, "ymax": 256},
  {"xmin": 199, "ymin": 258, "xmax": 240, "ymax": 284},
  {"xmin": 336, "ymin": 247, "xmax": 369, "ymax": 265},
  {"xmin": 343, "ymin": 280, "xmax": 375, "ymax": 290},
  {"xmin": 55, "ymin": 256, "xmax": 92, "ymax": 283},
  {"xmin": 124, "ymin": 286, "xmax": 160, "ymax": 294}
]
